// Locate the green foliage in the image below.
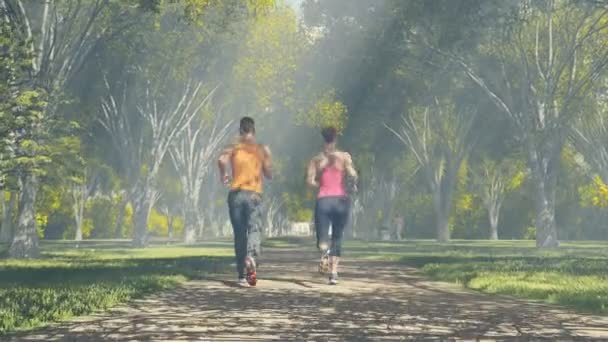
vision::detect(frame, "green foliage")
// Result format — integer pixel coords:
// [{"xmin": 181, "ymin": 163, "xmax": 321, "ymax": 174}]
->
[
  {"xmin": 233, "ymin": 5, "xmax": 304, "ymax": 113},
  {"xmin": 282, "ymin": 192, "xmax": 313, "ymax": 222},
  {"xmin": 579, "ymin": 176, "xmax": 608, "ymax": 208},
  {"xmin": 0, "ymin": 242, "xmax": 233, "ymax": 334},
  {"xmin": 148, "ymin": 208, "xmax": 185, "ymax": 237},
  {"xmin": 296, "ymin": 90, "xmax": 348, "ymax": 132}
]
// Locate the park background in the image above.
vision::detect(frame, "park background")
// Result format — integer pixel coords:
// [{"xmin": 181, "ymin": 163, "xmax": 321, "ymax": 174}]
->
[{"xmin": 2, "ymin": 0, "xmax": 608, "ymax": 336}]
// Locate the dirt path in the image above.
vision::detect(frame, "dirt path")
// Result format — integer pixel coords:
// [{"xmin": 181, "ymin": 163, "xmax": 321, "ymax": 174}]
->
[{"xmin": 11, "ymin": 248, "xmax": 608, "ymax": 341}]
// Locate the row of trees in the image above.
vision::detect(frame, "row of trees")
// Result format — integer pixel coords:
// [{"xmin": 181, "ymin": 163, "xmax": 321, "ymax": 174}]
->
[
  {"xmin": 302, "ymin": 0, "xmax": 608, "ymax": 247},
  {"xmin": 3, "ymin": 0, "xmax": 608, "ymax": 259}
]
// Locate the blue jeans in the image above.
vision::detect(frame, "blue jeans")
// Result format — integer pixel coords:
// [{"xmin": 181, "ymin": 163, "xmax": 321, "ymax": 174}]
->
[{"xmin": 228, "ymin": 190, "xmax": 263, "ymax": 278}]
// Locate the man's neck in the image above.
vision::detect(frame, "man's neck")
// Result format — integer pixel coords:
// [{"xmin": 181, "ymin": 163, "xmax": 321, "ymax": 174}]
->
[{"xmin": 240, "ymin": 133, "xmax": 255, "ymax": 143}]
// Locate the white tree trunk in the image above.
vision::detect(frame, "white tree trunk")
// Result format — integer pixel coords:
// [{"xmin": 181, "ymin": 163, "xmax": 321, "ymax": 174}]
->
[
  {"xmin": 9, "ymin": 174, "xmax": 39, "ymax": 258},
  {"xmin": 1, "ymin": 192, "xmax": 16, "ymax": 243},
  {"xmin": 72, "ymin": 184, "xmax": 85, "ymax": 241},
  {"xmin": 533, "ymin": 169, "xmax": 559, "ymax": 248},
  {"xmin": 132, "ymin": 184, "xmax": 157, "ymax": 248},
  {"xmin": 183, "ymin": 200, "xmax": 199, "ymax": 244},
  {"xmin": 114, "ymin": 193, "xmax": 128, "ymax": 238},
  {"xmin": 488, "ymin": 204, "xmax": 499, "ymax": 240},
  {"xmin": 433, "ymin": 189, "xmax": 451, "ymax": 243}
]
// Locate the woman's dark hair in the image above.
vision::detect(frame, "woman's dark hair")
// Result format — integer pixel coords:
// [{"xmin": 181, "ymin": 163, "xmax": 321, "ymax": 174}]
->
[{"xmin": 321, "ymin": 126, "xmax": 338, "ymax": 143}]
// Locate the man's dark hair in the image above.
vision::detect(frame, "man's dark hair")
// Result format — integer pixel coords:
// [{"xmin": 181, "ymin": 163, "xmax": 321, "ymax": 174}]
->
[
  {"xmin": 321, "ymin": 126, "xmax": 338, "ymax": 143},
  {"xmin": 240, "ymin": 116, "xmax": 255, "ymax": 135}
]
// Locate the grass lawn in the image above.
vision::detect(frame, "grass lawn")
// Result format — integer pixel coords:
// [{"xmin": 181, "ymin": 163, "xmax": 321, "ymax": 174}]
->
[
  {"xmin": 0, "ymin": 240, "xmax": 234, "ymax": 334},
  {"xmin": 343, "ymin": 239, "xmax": 608, "ymax": 314},
  {"xmin": 266, "ymin": 237, "xmax": 608, "ymax": 313}
]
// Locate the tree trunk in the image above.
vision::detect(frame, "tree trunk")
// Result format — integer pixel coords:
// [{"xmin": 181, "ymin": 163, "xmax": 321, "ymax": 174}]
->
[
  {"xmin": 433, "ymin": 190, "xmax": 450, "ymax": 243},
  {"xmin": 114, "ymin": 193, "xmax": 128, "ymax": 239},
  {"xmin": 9, "ymin": 174, "xmax": 40, "ymax": 258},
  {"xmin": 183, "ymin": 209, "xmax": 197, "ymax": 244},
  {"xmin": 73, "ymin": 185, "xmax": 84, "ymax": 242},
  {"xmin": 1, "ymin": 192, "xmax": 16, "ymax": 243},
  {"xmin": 75, "ymin": 219, "xmax": 83, "ymax": 241},
  {"xmin": 534, "ymin": 175, "xmax": 559, "ymax": 248},
  {"xmin": 167, "ymin": 215, "xmax": 174, "ymax": 239},
  {"xmin": 132, "ymin": 203, "xmax": 150, "ymax": 247},
  {"xmin": 432, "ymin": 166, "xmax": 457, "ymax": 243},
  {"xmin": 182, "ymin": 192, "xmax": 200, "ymax": 244},
  {"xmin": 132, "ymin": 190, "xmax": 154, "ymax": 248},
  {"xmin": 529, "ymin": 141, "xmax": 560, "ymax": 249},
  {"xmin": 488, "ymin": 205, "xmax": 499, "ymax": 240}
]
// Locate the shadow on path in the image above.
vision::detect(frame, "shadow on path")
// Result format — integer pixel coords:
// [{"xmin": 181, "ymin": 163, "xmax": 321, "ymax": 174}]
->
[{"xmin": 9, "ymin": 249, "xmax": 608, "ymax": 341}]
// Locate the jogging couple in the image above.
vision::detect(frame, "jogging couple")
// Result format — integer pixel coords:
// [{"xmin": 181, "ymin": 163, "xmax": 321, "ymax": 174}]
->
[{"xmin": 217, "ymin": 117, "xmax": 358, "ymax": 287}]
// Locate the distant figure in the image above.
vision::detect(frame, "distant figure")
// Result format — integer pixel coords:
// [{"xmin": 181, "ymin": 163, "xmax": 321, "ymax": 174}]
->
[
  {"xmin": 218, "ymin": 117, "xmax": 272, "ymax": 287},
  {"xmin": 307, "ymin": 126, "xmax": 358, "ymax": 285}
]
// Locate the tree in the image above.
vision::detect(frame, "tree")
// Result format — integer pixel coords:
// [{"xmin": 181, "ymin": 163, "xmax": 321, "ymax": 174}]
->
[
  {"xmin": 169, "ymin": 110, "xmax": 231, "ymax": 243},
  {"xmin": 430, "ymin": 0, "xmax": 608, "ymax": 247},
  {"xmin": 571, "ymin": 99, "xmax": 608, "ymax": 183},
  {"xmin": 71, "ymin": 166, "xmax": 99, "ymax": 241},
  {"xmin": 386, "ymin": 100, "xmax": 477, "ymax": 242},
  {"xmin": 0, "ymin": 192, "xmax": 16, "ymax": 243},
  {"xmin": 100, "ymin": 76, "xmax": 215, "ymax": 247},
  {"xmin": 471, "ymin": 158, "xmax": 526, "ymax": 240},
  {"xmin": 0, "ymin": 0, "xmax": 146, "ymax": 257}
]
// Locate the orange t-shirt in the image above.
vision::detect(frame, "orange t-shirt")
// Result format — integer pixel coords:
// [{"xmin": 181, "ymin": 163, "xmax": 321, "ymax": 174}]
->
[{"xmin": 231, "ymin": 142, "xmax": 265, "ymax": 194}]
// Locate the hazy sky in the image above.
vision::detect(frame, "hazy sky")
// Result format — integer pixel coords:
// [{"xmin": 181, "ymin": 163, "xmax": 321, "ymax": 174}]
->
[{"xmin": 286, "ymin": 0, "xmax": 304, "ymax": 13}]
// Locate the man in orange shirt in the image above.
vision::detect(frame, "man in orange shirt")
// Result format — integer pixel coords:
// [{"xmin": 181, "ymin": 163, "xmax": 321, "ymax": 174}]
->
[{"xmin": 218, "ymin": 117, "xmax": 272, "ymax": 287}]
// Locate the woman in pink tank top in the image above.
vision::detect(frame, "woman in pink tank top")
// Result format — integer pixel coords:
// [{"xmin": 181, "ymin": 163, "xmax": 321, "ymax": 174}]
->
[{"xmin": 307, "ymin": 127, "xmax": 358, "ymax": 285}]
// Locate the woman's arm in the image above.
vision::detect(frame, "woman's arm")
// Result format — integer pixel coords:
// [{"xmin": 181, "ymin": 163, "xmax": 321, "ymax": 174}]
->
[
  {"xmin": 307, "ymin": 158, "xmax": 319, "ymax": 188},
  {"xmin": 344, "ymin": 152, "xmax": 358, "ymax": 180}
]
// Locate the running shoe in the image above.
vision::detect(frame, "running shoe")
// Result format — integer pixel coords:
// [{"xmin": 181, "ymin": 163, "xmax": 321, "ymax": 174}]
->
[
  {"xmin": 245, "ymin": 256, "xmax": 257, "ymax": 286},
  {"xmin": 328, "ymin": 272, "xmax": 338, "ymax": 285},
  {"xmin": 237, "ymin": 278, "xmax": 250, "ymax": 287},
  {"xmin": 318, "ymin": 250, "xmax": 330, "ymax": 274}
]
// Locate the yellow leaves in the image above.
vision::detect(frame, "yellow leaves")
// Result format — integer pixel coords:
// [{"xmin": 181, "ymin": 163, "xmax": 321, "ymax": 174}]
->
[
  {"xmin": 148, "ymin": 208, "xmax": 184, "ymax": 237},
  {"xmin": 456, "ymin": 193, "xmax": 473, "ymax": 211},
  {"xmin": 16, "ymin": 90, "xmax": 45, "ymax": 108},
  {"xmin": 181, "ymin": 0, "xmax": 275, "ymax": 25},
  {"xmin": 579, "ymin": 175, "xmax": 608, "ymax": 208},
  {"xmin": 296, "ymin": 90, "xmax": 348, "ymax": 131},
  {"xmin": 36, "ymin": 213, "xmax": 48, "ymax": 230},
  {"xmin": 507, "ymin": 170, "xmax": 526, "ymax": 191}
]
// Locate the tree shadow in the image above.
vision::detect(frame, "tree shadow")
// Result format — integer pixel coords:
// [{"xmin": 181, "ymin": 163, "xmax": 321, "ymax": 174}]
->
[{"xmin": 8, "ymin": 250, "xmax": 608, "ymax": 341}]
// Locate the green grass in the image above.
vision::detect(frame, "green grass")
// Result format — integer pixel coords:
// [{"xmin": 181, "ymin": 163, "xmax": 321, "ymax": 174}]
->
[
  {"xmin": 0, "ymin": 240, "xmax": 233, "ymax": 334},
  {"xmin": 344, "ymin": 239, "xmax": 608, "ymax": 314}
]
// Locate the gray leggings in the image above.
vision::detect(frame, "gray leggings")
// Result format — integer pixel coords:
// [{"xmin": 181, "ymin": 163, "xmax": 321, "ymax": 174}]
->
[{"xmin": 315, "ymin": 196, "xmax": 349, "ymax": 257}]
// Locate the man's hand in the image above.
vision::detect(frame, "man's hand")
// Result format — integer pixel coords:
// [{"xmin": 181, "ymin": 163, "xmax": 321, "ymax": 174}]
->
[
  {"xmin": 261, "ymin": 144, "xmax": 273, "ymax": 179},
  {"xmin": 217, "ymin": 144, "xmax": 234, "ymax": 186}
]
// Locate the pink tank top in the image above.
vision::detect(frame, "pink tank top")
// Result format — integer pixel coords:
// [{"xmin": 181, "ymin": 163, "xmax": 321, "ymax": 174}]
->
[{"xmin": 318, "ymin": 166, "xmax": 346, "ymax": 198}]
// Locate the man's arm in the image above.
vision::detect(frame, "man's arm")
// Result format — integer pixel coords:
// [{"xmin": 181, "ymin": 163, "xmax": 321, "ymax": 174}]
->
[
  {"xmin": 217, "ymin": 145, "xmax": 234, "ymax": 185},
  {"xmin": 261, "ymin": 144, "xmax": 273, "ymax": 179},
  {"xmin": 307, "ymin": 157, "xmax": 319, "ymax": 188}
]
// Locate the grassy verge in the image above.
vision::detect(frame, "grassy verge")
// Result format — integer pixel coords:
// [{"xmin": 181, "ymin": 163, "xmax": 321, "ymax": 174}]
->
[
  {"xmin": 0, "ymin": 241, "xmax": 233, "ymax": 334},
  {"xmin": 345, "ymin": 240, "xmax": 608, "ymax": 314}
]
